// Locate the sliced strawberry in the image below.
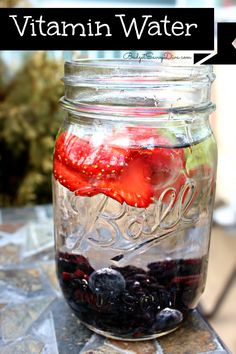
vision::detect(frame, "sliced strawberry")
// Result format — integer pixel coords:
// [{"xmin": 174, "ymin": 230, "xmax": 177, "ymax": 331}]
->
[
  {"xmin": 111, "ymin": 128, "xmax": 185, "ymax": 189},
  {"xmin": 53, "ymin": 157, "xmax": 98, "ymax": 196},
  {"xmin": 145, "ymin": 147, "xmax": 185, "ymax": 189},
  {"xmin": 117, "ymin": 158, "xmax": 154, "ymax": 208},
  {"xmin": 54, "ymin": 129, "xmax": 187, "ymax": 209},
  {"xmin": 54, "ymin": 154, "xmax": 154, "ymax": 207},
  {"xmin": 86, "ymin": 156, "xmax": 154, "ymax": 208},
  {"xmin": 154, "ymin": 171, "xmax": 187, "ymax": 204},
  {"xmin": 81, "ymin": 144, "xmax": 129, "ymax": 180},
  {"xmin": 54, "ymin": 132, "xmax": 129, "ymax": 181},
  {"xmin": 55, "ymin": 132, "xmax": 90, "ymax": 167}
]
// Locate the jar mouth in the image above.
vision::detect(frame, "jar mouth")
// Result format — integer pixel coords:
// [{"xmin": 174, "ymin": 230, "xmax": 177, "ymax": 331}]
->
[
  {"xmin": 62, "ymin": 59, "xmax": 215, "ymax": 119},
  {"xmin": 65, "ymin": 59, "xmax": 212, "ymax": 69},
  {"xmin": 64, "ymin": 59, "xmax": 215, "ymax": 87}
]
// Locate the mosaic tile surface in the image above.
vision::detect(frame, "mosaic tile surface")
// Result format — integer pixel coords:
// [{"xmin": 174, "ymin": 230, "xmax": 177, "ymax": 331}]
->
[
  {"xmin": 1, "ymin": 336, "xmax": 45, "ymax": 354},
  {"xmin": 0, "ymin": 243, "xmax": 21, "ymax": 266},
  {"xmin": 0, "ymin": 268, "xmax": 44, "ymax": 296}
]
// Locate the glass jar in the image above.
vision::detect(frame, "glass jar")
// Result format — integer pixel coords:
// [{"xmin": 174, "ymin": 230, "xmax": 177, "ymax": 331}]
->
[{"xmin": 53, "ymin": 60, "xmax": 217, "ymax": 341}]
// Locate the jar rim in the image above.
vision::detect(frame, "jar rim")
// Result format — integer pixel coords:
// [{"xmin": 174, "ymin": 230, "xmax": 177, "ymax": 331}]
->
[
  {"xmin": 64, "ymin": 59, "xmax": 214, "ymax": 86},
  {"xmin": 65, "ymin": 59, "xmax": 212, "ymax": 70},
  {"xmin": 62, "ymin": 59, "xmax": 215, "ymax": 120}
]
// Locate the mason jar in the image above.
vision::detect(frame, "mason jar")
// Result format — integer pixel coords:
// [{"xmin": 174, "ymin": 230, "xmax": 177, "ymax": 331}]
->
[{"xmin": 53, "ymin": 60, "xmax": 217, "ymax": 340}]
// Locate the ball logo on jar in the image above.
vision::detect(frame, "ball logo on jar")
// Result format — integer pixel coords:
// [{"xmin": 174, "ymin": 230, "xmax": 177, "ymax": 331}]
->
[{"xmin": 70, "ymin": 178, "xmax": 202, "ymax": 257}]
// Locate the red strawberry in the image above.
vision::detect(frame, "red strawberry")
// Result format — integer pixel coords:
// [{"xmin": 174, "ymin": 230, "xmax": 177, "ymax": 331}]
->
[
  {"xmin": 54, "ymin": 153, "xmax": 154, "ymax": 208},
  {"xmin": 53, "ymin": 129, "xmax": 187, "ymax": 209},
  {"xmin": 55, "ymin": 132, "xmax": 90, "ymax": 168},
  {"xmin": 53, "ymin": 157, "xmax": 98, "ymax": 196},
  {"xmin": 154, "ymin": 172, "xmax": 187, "ymax": 203},
  {"xmin": 116, "ymin": 157, "xmax": 154, "ymax": 208},
  {"xmin": 111, "ymin": 127, "xmax": 185, "ymax": 189},
  {"xmin": 54, "ymin": 132, "xmax": 129, "ymax": 181},
  {"xmin": 145, "ymin": 147, "xmax": 185, "ymax": 189},
  {"xmin": 87, "ymin": 156, "xmax": 154, "ymax": 208}
]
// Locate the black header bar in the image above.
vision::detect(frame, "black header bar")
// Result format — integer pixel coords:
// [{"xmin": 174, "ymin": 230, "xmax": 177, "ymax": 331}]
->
[{"xmin": 0, "ymin": 8, "xmax": 214, "ymax": 50}]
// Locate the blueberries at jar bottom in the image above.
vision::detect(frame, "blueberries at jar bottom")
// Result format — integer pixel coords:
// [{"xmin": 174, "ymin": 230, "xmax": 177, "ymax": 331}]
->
[{"xmin": 57, "ymin": 252, "xmax": 206, "ymax": 338}]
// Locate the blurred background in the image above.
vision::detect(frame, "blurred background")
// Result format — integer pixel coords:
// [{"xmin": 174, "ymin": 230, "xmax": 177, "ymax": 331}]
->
[{"xmin": 0, "ymin": 0, "xmax": 235, "ymax": 352}]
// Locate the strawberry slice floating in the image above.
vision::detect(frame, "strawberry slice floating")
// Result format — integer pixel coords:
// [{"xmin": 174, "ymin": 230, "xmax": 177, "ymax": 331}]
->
[
  {"xmin": 55, "ymin": 132, "xmax": 129, "ymax": 181},
  {"xmin": 53, "ymin": 157, "xmax": 98, "ymax": 196},
  {"xmin": 145, "ymin": 147, "xmax": 185, "ymax": 189},
  {"xmin": 55, "ymin": 132, "xmax": 89, "ymax": 167},
  {"xmin": 96, "ymin": 156, "xmax": 154, "ymax": 208},
  {"xmin": 54, "ymin": 154, "xmax": 153, "ymax": 208},
  {"xmin": 53, "ymin": 129, "xmax": 187, "ymax": 208},
  {"xmin": 111, "ymin": 126, "xmax": 185, "ymax": 190}
]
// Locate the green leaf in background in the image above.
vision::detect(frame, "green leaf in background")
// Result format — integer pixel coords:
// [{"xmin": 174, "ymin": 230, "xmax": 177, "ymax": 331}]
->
[{"xmin": 0, "ymin": 52, "xmax": 64, "ymax": 206}]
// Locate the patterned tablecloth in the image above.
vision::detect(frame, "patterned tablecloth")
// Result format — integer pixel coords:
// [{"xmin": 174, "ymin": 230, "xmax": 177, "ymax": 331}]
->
[{"xmin": 0, "ymin": 205, "xmax": 231, "ymax": 354}]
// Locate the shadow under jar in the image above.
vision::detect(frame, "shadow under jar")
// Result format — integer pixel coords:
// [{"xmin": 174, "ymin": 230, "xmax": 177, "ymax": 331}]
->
[{"xmin": 53, "ymin": 60, "xmax": 217, "ymax": 340}]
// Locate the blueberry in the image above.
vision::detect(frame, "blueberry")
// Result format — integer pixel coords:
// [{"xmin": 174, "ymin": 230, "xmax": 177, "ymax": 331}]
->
[
  {"xmin": 89, "ymin": 268, "xmax": 125, "ymax": 299},
  {"xmin": 154, "ymin": 308, "xmax": 183, "ymax": 331},
  {"xmin": 57, "ymin": 251, "xmax": 204, "ymax": 337}
]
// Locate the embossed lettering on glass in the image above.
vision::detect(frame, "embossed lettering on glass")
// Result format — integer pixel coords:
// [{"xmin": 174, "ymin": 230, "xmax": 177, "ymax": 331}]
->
[{"xmin": 53, "ymin": 60, "xmax": 217, "ymax": 340}]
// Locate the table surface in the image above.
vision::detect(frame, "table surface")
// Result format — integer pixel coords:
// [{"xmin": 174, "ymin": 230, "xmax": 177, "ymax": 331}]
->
[{"xmin": 0, "ymin": 204, "xmax": 231, "ymax": 354}]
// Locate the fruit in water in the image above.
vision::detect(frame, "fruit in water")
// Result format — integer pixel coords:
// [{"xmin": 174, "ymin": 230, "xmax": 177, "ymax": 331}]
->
[
  {"xmin": 54, "ymin": 157, "xmax": 98, "ymax": 196},
  {"xmin": 53, "ymin": 128, "xmax": 186, "ymax": 208},
  {"xmin": 89, "ymin": 268, "xmax": 125, "ymax": 298},
  {"xmin": 98, "ymin": 156, "xmax": 154, "ymax": 208},
  {"xmin": 55, "ymin": 132, "xmax": 130, "ymax": 180},
  {"xmin": 153, "ymin": 308, "xmax": 183, "ymax": 330},
  {"xmin": 57, "ymin": 252, "xmax": 206, "ymax": 338},
  {"xmin": 147, "ymin": 147, "xmax": 185, "ymax": 189}
]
